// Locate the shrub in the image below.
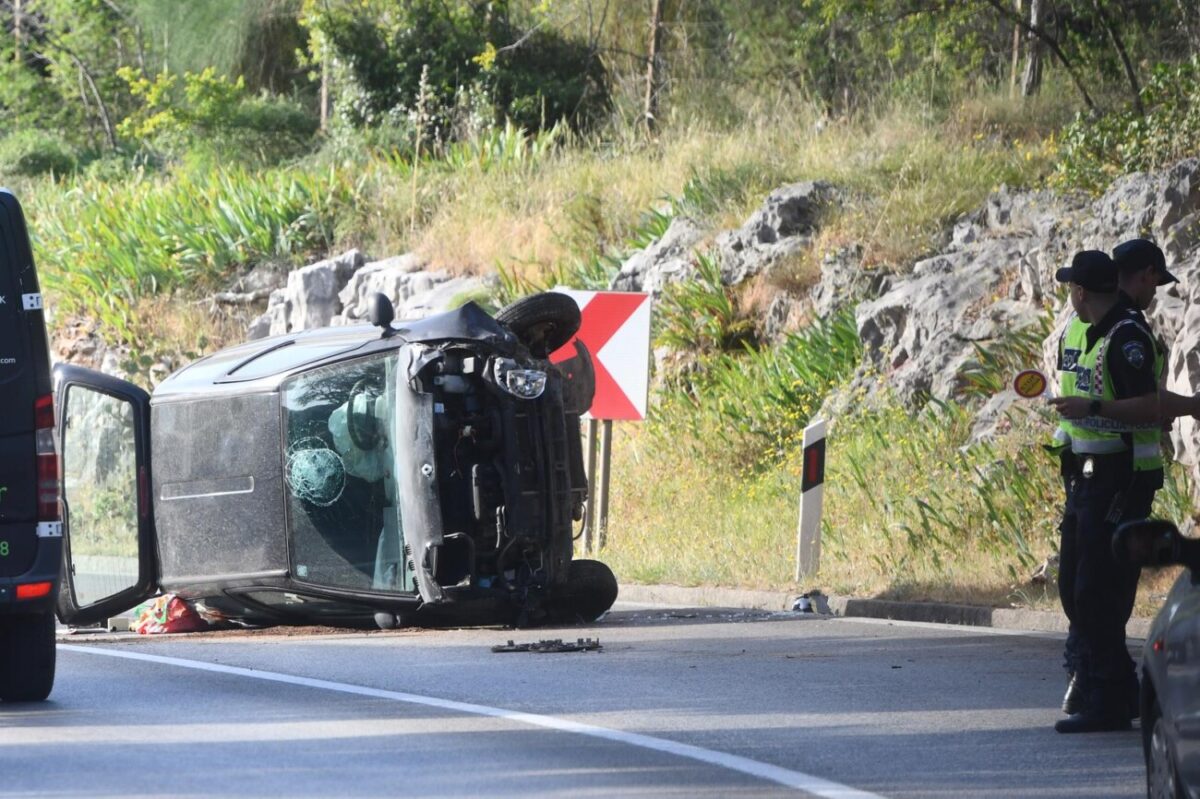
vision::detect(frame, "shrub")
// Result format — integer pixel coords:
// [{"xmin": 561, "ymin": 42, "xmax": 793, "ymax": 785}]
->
[
  {"xmin": 654, "ymin": 309, "xmax": 862, "ymax": 469},
  {"xmin": 118, "ymin": 67, "xmax": 318, "ymax": 165},
  {"xmin": 0, "ymin": 131, "xmax": 78, "ymax": 178},
  {"xmin": 29, "ymin": 166, "xmax": 350, "ymax": 345},
  {"xmin": 1053, "ymin": 57, "xmax": 1200, "ymax": 193},
  {"xmin": 307, "ymin": 0, "xmax": 608, "ymax": 140}
]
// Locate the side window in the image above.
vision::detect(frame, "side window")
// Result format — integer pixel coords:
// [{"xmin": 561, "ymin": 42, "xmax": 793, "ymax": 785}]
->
[
  {"xmin": 62, "ymin": 386, "xmax": 140, "ymax": 607},
  {"xmin": 282, "ymin": 353, "xmax": 410, "ymax": 594}
]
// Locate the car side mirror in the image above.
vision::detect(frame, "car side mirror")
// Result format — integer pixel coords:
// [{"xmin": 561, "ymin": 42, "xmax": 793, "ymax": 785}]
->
[
  {"xmin": 1114, "ymin": 518, "xmax": 1200, "ymax": 570},
  {"xmin": 369, "ymin": 293, "xmax": 395, "ymax": 334}
]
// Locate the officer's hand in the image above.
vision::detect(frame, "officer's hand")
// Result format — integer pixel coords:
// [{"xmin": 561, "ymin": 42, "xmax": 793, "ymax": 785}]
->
[{"xmin": 1048, "ymin": 396, "xmax": 1089, "ymax": 419}]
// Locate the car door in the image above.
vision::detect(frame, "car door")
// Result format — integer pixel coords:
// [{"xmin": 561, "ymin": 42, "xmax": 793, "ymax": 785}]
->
[
  {"xmin": 53, "ymin": 364, "xmax": 158, "ymax": 626},
  {"xmin": 1162, "ymin": 572, "xmax": 1200, "ymax": 788}
]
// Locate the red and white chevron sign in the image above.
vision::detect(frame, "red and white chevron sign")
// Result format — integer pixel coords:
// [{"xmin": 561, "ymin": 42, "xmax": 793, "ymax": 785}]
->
[{"xmin": 550, "ymin": 290, "xmax": 652, "ymax": 421}]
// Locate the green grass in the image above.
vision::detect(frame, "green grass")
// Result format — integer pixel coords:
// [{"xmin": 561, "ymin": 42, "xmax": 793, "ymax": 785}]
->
[
  {"xmin": 22, "ymin": 82, "xmax": 1075, "ymax": 354},
  {"xmin": 27, "ymin": 166, "xmax": 352, "ymax": 345},
  {"xmin": 602, "ymin": 387, "xmax": 1196, "ymax": 611},
  {"xmin": 601, "ymin": 294, "xmax": 1196, "ymax": 612},
  {"xmin": 25, "ymin": 79, "xmax": 1160, "ymax": 613}
]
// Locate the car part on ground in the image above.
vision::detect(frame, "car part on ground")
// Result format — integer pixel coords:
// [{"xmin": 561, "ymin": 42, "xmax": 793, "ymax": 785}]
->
[{"xmin": 491, "ymin": 637, "xmax": 602, "ymax": 653}]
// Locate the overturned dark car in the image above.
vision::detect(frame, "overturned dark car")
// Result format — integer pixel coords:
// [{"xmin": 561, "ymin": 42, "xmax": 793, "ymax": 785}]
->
[{"xmin": 55, "ymin": 292, "xmax": 617, "ymax": 630}]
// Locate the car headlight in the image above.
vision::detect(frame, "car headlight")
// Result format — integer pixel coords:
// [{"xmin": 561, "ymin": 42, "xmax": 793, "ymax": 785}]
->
[{"xmin": 492, "ymin": 358, "xmax": 547, "ymax": 399}]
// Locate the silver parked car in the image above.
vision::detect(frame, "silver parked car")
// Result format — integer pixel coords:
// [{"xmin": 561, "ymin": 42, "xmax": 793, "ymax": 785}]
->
[{"xmin": 1116, "ymin": 518, "xmax": 1200, "ymax": 799}]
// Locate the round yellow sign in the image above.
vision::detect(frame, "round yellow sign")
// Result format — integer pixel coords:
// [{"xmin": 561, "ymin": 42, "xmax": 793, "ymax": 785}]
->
[{"xmin": 1013, "ymin": 369, "xmax": 1048, "ymax": 398}]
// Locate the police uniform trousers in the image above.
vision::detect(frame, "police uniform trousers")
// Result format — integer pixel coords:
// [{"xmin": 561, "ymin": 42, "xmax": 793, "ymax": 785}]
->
[{"xmin": 1057, "ymin": 453, "xmax": 1154, "ymax": 711}]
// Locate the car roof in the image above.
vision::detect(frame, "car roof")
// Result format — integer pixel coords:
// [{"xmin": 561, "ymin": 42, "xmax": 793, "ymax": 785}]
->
[{"xmin": 152, "ymin": 301, "xmax": 517, "ymax": 402}]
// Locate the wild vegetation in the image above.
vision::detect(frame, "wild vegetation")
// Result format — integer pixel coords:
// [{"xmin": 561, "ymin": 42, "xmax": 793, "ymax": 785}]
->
[{"xmin": 4, "ymin": 0, "xmax": 1198, "ymax": 608}]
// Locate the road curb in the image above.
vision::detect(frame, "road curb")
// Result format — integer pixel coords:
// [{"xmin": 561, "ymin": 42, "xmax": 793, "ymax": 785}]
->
[{"xmin": 616, "ymin": 584, "xmax": 1152, "ymax": 639}]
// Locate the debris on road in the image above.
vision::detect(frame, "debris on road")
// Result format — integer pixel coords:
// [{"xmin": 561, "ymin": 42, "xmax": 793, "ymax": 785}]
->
[{"xmin": 492, "ymin": 638, "xmax": 602, "ymax": 653}]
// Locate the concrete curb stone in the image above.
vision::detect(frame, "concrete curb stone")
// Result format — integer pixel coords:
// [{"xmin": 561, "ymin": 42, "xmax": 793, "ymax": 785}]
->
[{"xmin": 616, "ymin": 583, "xmax": 1152, "ymax": 640}]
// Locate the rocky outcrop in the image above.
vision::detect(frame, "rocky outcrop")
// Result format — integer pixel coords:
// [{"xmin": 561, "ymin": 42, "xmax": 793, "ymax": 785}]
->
[
  {"xmin": 850, "ymin": 159, "xmax": 1200, "ymax": 484},
  {"xmin": 715, "ymin": 181, "xmax": 840, "ymax": 286},
  {"xmin": 609, "ymin": 181, "xmax": 843, "ymax": 298},
  {"xmin": 610, "ymin": 217, "xmax": 706, "ymax": 294},
  {"xmin": 247, "ymin": 251, "xmax": 488, "ymax": 340},
  {"xmin": 335, "ymin": 255, "xmax": 488, "ymax": 325},
  {"xmin": 249, "ymin": 250, "xmax": 366, "ymax": 338},
  {"xmin": 856, "ymin": 241, "xmax": 1044, "ymax": 404}
]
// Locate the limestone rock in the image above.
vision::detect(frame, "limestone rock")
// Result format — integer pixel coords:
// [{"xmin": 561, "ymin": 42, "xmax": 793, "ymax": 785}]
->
[
  {"xmin": 610, "ymin": 217, "xmax": 705, "ymax": 294},
  {"xmin": 716, "ymin": 181, "xmax": 840, "ymax": 286},
  {"xmin": 809, "ymin": 245, "xmax": 890, "ymax": 318},
  {"xmin": 248, "ymin": 249, "xmax": 365, "ymax": 338},
  {"xmin": 854, "ymin": 239, "xmax": 1039, "ymax": 405}
]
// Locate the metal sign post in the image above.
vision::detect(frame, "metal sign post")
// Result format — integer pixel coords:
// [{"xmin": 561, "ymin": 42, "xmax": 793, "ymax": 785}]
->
[
  {"xmin": 597, "ymin": 419, "xmax": 613, "ymax": 550},
  {"xmin": 551, "ymin": 290, "xmax": 652, "ymax": 556},
  {"xmin": 795, "ymin": 419, "xmax": 827, "ymax": 581},
  {"xmin": 584, "ymin": 418, "xmax": 600, "ymax": 554}
]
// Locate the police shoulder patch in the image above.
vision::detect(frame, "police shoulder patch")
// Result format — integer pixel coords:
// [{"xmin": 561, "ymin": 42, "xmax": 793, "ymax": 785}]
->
[{"xmin": 1122, "ymin": 340, "xmax": 1147, "ymax": 369}]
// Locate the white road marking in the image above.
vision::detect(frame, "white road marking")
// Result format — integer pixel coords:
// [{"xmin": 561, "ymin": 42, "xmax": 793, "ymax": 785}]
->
[{"xmin": 62, "ymin": 644, "xmax": 887, "ymax": 799}]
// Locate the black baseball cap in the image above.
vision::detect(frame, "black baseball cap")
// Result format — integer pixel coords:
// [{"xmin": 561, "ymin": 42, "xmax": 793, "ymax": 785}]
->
[
  {"xmin": 1056, "ymin": 250, "xmax": 1118, "ymax": 292},
  {"xmin": 1112, "ymin": 238, "xmax": 1178, "ymax": 285}
]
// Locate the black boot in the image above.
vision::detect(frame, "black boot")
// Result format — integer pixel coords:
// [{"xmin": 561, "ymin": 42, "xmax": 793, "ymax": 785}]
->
[
  {"xmin": 1062, "ymin": 673, "xmax": 1083, "ymax": 715},
  {"xmin": 1055, "ymin": 679, "xmax": 1132, "ymax": 734}
]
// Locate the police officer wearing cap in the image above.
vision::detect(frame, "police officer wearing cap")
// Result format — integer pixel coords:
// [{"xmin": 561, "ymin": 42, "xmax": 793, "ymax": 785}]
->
[
  {"xmin": 1046, "ymin": 250, "xmax": 1163, "ymax": 733},
  {"xmin": 1049, "ymin": 241, "xmax": 1200, "ymax": 723}
]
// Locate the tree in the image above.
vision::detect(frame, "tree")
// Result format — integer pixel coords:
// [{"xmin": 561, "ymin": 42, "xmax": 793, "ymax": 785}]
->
[{"xmin": 0, "ymin": 0, "xmax": 143, "ymax": 149}]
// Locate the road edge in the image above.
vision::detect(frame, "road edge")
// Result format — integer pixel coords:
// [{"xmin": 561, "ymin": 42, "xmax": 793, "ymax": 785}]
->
[{"xmin": 616, "ymin": 583, "xmax": 1152, "ymax": 639}]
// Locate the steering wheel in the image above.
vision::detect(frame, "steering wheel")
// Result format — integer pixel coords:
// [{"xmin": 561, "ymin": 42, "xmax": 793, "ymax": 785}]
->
[{"xmin": 347, "ymin": 378, "xmax": 382, "ymax": 450}]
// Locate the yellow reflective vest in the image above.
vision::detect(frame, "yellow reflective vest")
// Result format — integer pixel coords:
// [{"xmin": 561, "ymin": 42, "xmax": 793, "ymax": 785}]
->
[{"xmin": 1058, "ymin": 312, "xmax": 1164, "ymax": 472}]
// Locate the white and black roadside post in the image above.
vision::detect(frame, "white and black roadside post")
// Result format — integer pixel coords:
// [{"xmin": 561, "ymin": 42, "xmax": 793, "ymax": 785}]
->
[{"xmin": 795, "ymin": 419, "xmax": 827, "ymax": 582}]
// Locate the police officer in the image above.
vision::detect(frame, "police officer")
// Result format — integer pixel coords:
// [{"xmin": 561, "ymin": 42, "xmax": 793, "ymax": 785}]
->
[
  {"xmin": 1051, "ymin": 241, "xmax": 1198, "ymax": 719},
  {"xmin": 1047, "ymin": 250, "xmax": 1163, "ymax": 733}
]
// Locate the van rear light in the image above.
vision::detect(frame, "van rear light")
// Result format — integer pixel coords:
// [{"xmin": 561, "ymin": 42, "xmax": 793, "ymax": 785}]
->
[
  {"xmin": 35, "ymin": 394, "xmax": 59, "ymax": 521},
  {"xmin": 16, "ymin": 581, "xmax": 53, "ymax": 600}
]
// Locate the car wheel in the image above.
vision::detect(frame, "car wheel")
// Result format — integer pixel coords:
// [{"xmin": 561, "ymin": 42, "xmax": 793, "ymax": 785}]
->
[
  {"xmin": 0, "ymin": 612, "xmax": 56, "ymax": 702},
  {"xmin": 562, "ymin": 559, "xmax": 619, "ymax": 623},
  {"xmin": 373, "ymin": 612, "xmax": 406, "ymax": 630},
  {"xmin": 495, "ymin": 293, "xmax": 581, "ymax": 358},
  {"xmin": 1146, "ymin": 700, "xmax": 1184, "ymax": 799}
]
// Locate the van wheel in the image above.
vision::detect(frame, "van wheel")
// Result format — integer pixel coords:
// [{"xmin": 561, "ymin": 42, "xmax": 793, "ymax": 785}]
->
[
  {"xmin": 0, "ymin": 612, "xmax": 56, "ymax": 702},
  {"xmin": 495, "ymin": 293, "xmax": 581, "ymax": 358},
  {"xmin": 552, "ymin": 559, "xmax": 618, "ymax": 623}
]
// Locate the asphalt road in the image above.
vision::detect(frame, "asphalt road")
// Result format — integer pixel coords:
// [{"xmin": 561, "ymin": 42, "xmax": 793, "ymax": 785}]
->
[{"xmin": 0, "ymin": 605, "xmax": 1147, "ymax": 798}]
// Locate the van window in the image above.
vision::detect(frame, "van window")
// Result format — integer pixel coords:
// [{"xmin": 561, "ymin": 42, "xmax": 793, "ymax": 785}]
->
[{"xmin": 281, "ymin": 352, "xmax": 411, "ymax": 594}]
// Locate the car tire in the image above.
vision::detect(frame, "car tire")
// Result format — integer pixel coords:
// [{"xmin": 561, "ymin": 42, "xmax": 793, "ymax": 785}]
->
[
  {"xmin": 495, "ymin": 293, "xmax": 581, "ymax": 358},
  {"xmin": 0, "ymin": 611, "xmax": 56, "ymax": 702},
  {"xmin": 373, "ymin": 612, "xmax": 406, "ymax": 630},
  {"xmin": 560, "ymin": 559, "xmax": 619, "ymax": 623},
  {"xmin": 1146, "ymin": 698, "xmax": 1185, "ymax": 799}
]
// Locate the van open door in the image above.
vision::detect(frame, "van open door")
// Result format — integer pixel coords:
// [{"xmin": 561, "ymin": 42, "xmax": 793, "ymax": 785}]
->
[{"xmin": 54, "ymin": 365, "xmax": 158, "ymax": 627}]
